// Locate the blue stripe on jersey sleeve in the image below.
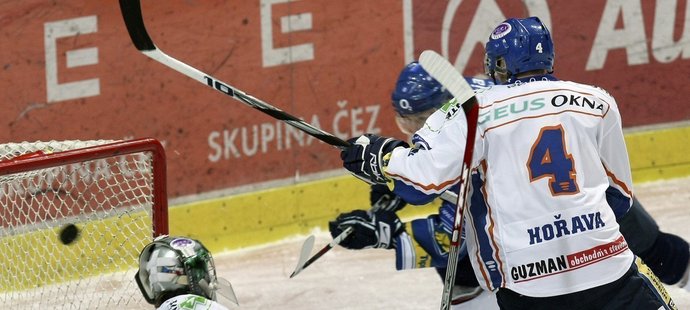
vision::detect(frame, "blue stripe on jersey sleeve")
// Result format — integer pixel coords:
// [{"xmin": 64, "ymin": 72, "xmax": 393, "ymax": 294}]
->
[
  {"xmin": 469, "ymin": 172, "xmax": 503, "ymax": 290},
  {"xmin": 392, "ymin": 179, "xmax": 438, "ymax": 205}
]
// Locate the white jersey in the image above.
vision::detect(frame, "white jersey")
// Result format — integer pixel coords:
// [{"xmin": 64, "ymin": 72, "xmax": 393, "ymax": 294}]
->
[
  {"xmin": 157, "ymin": 294, "xmax": 230, "ymax": 310},
  {"xmin": 386, "ymin": 77, "xmax": 635, "ymax": 297}
]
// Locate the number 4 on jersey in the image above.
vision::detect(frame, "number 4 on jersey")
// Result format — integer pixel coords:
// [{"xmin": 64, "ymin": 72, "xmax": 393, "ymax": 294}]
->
[{"xmin": 527, "ymin": 125, "xmax": 579, "ymax": 195}]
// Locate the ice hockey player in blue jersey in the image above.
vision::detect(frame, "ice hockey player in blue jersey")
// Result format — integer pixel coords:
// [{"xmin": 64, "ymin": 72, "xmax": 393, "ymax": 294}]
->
[
  {"xmin": 135, "ymin": 235, "xmax": 239, "ymax": 310},
  {"xmin": 330, "ymin": 61, "xmax": 499, "ymax": 308}
]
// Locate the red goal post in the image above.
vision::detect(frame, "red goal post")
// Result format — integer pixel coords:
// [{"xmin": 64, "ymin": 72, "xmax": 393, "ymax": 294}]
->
[{"xmin": 0, "ymin": 138, "xmax": 168, "ymax": 309}]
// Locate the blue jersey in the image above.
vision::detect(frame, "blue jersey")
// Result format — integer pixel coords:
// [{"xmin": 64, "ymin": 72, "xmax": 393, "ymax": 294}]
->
[{"xmin": 391, "ymin": 77, "xmax": 493, "ymax": 274}]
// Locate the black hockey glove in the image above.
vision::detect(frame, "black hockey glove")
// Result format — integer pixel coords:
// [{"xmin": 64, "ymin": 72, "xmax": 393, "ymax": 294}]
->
[
  {"xmin": 340, "ymin": 134, "xmax": 408, "ymax": 185},
  {"xmin": 370, "ymin": 184, "xmax": 407, "ymax": 212},
  {"xmin": 329, "ymin": 209, "xmax": 405, "ymax": 250}
]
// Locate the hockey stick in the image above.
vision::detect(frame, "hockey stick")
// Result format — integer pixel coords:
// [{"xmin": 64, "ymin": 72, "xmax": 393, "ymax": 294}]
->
[
  {"xmin": 119, "ymin": 4, "xmax": 468, "ymax": 283},
  {"xmin": 118, "ymin": 0, "xmax": 349, "ymax": 149},
  {"xmin": 289, "ymin": 190, "xmax": 403, "ymax": 278},
  {"xmin": 290, "ymin": 235, "xmax": 315, "ymax": 278},
  {"xmin": 418, "ymin": 50, "xmax": 479, "ymax": 310},
  {"xmin": 289, "ymin": 227, "xmax": 354, "ymax": 278},
  {"xmin": 118, "ymin": 0, "xmax": 461, "ymax": 205}
]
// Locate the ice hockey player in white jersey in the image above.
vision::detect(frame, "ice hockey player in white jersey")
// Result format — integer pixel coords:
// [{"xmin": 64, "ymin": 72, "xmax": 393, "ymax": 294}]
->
[
  {"xmin": 333, "ymin": 59, "xmax": 688, "ymax": 309},
  {"xmin": 135, "ymin": 235, "xmax": 239, "ymax": 310},
  {"xmin": 338, "ymin": 17, "xmax": 677, "ymax": 309}
]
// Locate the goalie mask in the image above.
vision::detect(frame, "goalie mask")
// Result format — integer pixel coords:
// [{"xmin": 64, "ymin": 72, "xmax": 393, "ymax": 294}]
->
[{"xmin": 135, "ymin": 235, "xmax": 228, "ymax": 307}]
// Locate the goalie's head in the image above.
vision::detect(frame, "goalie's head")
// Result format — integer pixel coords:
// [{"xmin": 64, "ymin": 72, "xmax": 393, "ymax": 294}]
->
[
  {"xmin": 484, "ymin": 17, "xmax": 554, "ymax": 84},
  {"xmin": 135, "ymin": 235, "xmax": 219, "ymax": 307}
]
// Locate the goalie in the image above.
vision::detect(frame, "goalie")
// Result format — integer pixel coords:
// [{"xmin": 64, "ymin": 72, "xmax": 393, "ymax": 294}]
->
[{"xmin": 135, "ymin": 235, "xmax": 239, "ymax": 310}]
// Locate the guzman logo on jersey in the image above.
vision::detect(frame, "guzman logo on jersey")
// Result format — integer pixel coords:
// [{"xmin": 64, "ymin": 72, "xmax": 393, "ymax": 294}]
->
[
  {"xmin": 527, "ymin": 212, "xmax": 605, "ymax": 245},
  {"xmin": 511, "ymin": 236, "xmax": 628, "ymax": 283},
  {"xmin": 511, "ymin": 254, "xmax": 568, "ymax": 282}
]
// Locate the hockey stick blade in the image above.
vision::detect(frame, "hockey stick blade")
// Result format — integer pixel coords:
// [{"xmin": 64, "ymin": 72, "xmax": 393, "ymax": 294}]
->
[
  {"xmin": 418, "ymin": 50, "xmax": 480, "ymax": 310},
  {"xmin": 418, "ymin": 50, "xmax": 475, "ymax": 110},
  {"xmin": 290, "ymin": 235, "xmax": 315, "ymax": 278},
  {"xmin": 118, "ymin": 0, "xmax": 349, "ymax": 149},
  {"xmin": 289, "ymin": 227, "xmax": 354, "ymax": 278}
]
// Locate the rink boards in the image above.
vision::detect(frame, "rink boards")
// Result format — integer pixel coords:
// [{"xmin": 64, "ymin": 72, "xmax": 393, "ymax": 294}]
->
[
  {"xmin": 171, "ymin": 123, "xmax": 690, "ymax": 252},
  {"xmin": 2, "ymin": 124, "xmax": 688, "ymax": 294}
]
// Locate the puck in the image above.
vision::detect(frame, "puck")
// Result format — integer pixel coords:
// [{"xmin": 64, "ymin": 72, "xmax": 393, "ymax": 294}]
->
[{"xmin": 59, "ymin": 223, "xmax": 80, "ymax": 245}]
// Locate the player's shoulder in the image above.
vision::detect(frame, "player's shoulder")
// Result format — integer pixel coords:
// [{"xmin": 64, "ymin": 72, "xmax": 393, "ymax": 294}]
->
[
  {"xmin": 479, "ymin": 79, "xmax": 617, "ymax": 105},
  {"xmin": 157, "ymin": 294, "xmax": 230, "ymax": 310},
  {"xmin": 411, "ymin": 97, "xmax": 467, "ymax": 147},
  {"xmin": 557, "ymin": 80, "xmax": 622, "ymax": 114},
  {"xmin": 557, "ymin": 80, "xmax": 616, "ymax": 101}
]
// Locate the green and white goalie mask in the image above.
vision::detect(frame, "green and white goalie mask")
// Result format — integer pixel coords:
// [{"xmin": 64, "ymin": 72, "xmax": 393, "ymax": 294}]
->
[{"xmin": 135, "ymin": 235, "xmax": 238, "ymax": 306}]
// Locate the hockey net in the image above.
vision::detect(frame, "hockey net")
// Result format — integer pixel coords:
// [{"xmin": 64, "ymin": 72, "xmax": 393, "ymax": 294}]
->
[{"xmin": 0, "ymin": 138, "xmax": 168, "ymax": 309}]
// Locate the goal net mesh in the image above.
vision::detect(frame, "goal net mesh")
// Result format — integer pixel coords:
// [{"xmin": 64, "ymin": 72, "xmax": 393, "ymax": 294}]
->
[{"xmin": 0, "ymin": 139, "xmax": 167, "ymax": 309}]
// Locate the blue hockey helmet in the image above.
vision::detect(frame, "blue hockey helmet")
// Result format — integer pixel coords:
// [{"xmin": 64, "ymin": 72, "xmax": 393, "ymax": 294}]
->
[
  {"xmin": 391, "ymin": 62, "xmax": 452, "ymax": 115},
  {"xmin": 484, "ymin": 17, "xmax": 554, "ymax": 82}
]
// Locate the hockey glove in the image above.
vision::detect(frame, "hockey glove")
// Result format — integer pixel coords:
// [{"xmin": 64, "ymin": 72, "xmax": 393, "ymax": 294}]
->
[
  {"xmin": 370, "ymin": 184, "xmax": 407, "ymax": 212},
  {"xmin": 341, "ymin": 134, "xmax": 408, "ymax": 185},
  {"xmin": 329, "ymin": 209, "xmax": 405, "ymax": 250}
]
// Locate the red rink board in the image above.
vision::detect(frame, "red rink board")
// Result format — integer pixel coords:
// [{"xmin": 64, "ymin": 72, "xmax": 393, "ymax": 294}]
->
[{"xmin": 1, "ymin": 0, "xmax": 688, "ymax": 197}]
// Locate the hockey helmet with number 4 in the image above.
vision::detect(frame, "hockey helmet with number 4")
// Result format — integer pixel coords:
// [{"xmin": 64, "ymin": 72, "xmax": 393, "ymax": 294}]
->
[
  {"xmin": 135, "ymin": 235, "xmax": 236, "ymax": 307},
  {"xmin": 484, "ymin": 17, "xmax": 554, "ymax": 82},
  {"xmin": 391, "ymin": 62, "xmax": 452, "ymax": 115}
]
